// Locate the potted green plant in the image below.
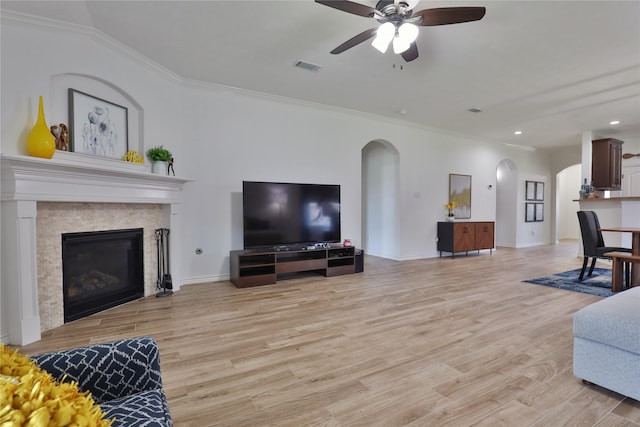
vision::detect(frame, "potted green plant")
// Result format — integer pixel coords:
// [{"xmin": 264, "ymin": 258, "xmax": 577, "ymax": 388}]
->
[{"xmin": 147, "ymin": 146, "xmax": 172, "ymax": 175}]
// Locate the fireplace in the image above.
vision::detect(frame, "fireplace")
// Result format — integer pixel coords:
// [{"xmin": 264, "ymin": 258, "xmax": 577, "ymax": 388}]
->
[
  {"xmin": 62, "ymin": 228, "xmax": 145, "ymax": 322},
  {"xmin": 1, "ymin": 153, "xmax": 189, "ymax": 345}
]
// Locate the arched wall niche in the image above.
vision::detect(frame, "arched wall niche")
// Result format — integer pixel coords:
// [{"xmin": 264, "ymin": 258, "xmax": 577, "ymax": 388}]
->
[
  {"xmin": 361, "ymin": 139, "xmax": 400, "ymax": 259},
  {"xmin": 50, "ymin": 73, "xmax": 143, "ymax": 154}
]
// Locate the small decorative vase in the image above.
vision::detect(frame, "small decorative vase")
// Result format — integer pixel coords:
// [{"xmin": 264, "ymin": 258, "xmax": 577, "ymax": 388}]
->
[
  {"xmin": 26, "ymin": 96, "xmax": 56, "ymax": 159},
  {"xmin": 447, "ymin": 215, "xmax": 455, "ymax": 222},
  {"xmin": 152, "ymin": 161, "xmax": 168, "ymax": 175}
]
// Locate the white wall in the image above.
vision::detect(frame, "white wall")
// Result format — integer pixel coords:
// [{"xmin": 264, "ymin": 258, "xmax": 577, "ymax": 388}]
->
[{"xmin": 1, "ymin": 14, "xmax": 561, "ymax": 285}]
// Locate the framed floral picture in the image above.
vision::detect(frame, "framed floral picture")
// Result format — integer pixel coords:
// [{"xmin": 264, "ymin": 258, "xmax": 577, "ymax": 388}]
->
[{"xmin": 68, "ymin": 89, "xmax": 128, "ymax": 159}]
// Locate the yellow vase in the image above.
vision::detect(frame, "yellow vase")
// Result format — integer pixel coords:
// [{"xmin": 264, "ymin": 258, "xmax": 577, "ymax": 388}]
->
[{"xmin": 26, "ymin": 96, "xmax": 55, "ymax": 159}]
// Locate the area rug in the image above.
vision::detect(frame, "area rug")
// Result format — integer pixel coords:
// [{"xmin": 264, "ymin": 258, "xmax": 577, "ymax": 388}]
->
[{"xmin": 523, "ymin": 267, "xmax": 614, "ymax": 297}]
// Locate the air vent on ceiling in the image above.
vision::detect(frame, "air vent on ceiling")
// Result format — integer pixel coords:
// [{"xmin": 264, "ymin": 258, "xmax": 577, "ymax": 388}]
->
[
  {"xmin": 468, "ymin": 107, "xmax": 483, "ymax": 113},
  {"xmin": 294, "ymin": 60, "xmax": 322, "ymax": 72}
]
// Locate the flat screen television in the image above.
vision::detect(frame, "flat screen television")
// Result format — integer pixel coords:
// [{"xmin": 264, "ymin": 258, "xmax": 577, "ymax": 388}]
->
[{"xmin": 243, "ymin": 181, "xmax": 341, "ymax": 249}]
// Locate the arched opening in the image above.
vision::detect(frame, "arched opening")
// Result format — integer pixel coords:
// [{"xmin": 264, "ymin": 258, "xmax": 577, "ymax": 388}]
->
[
  {"xmin": 496, "ymin": 159, "xmax": 518, "ymax": 247},
  {"xmin": 555, "ymin": 163, "xmax": 581, "ymax": 242},
  {"xmin": 361, "ymin": 140, "xmax": 400, "ymax": 259}
]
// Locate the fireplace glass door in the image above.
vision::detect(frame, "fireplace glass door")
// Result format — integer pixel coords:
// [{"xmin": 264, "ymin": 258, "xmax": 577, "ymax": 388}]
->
[{"xmin": 62, "ymin": 228, "xmax": 144, "ymax": 323}]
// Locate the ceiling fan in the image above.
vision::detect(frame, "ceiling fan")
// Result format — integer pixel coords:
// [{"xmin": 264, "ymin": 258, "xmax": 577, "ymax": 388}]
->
[{"xmin": 316, "ymin": 0, "xmax": 486, "ymax": 62}]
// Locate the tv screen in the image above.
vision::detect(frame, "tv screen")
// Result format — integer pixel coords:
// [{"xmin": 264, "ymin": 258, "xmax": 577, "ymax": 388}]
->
[{"xmin": 243, "ymin": 181, "xmax": 341, "ymax": 249}]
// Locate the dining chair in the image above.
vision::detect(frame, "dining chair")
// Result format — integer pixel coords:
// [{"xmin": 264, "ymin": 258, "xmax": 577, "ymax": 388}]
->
[{"xmin": 576, "ymin": 211, "xmax": 632, "ymax": 281}]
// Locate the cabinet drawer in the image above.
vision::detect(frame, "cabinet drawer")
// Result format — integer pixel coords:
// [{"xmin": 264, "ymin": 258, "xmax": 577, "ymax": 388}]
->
[
  {"xmin": 326, "ymin": 265, "xmax": 356, "ymax": 277},
  {"xmin": 276, "ymin": 258, "xmax": 327, "ymax": 274},
  {"xmin": 233, "ymin": 274, "xmax": 276, "ymax": 288}
]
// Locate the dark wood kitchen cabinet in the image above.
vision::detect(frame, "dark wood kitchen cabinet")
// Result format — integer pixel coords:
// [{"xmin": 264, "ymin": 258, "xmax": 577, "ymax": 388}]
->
[{"xmin": 592, "ymin": 138, "xmax": 623, "ymax": 191}]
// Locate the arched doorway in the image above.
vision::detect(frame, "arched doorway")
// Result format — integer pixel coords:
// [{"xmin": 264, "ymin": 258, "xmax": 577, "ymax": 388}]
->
[
  {"xmin": 361, "ymin": 140, "xmax": 399, "ymax": 259},
  {"xmin": 556, "ymin": 164, "xmax": 581, "ymax": 242},
  {"xmin": 496, "ymin": 159, "xmax": 518, "ymax": 247}
]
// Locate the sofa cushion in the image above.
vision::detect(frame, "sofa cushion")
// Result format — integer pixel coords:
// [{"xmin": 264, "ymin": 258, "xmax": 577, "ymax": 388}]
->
[
  {"xmin": 573, "ymin": 286, "xmax": 640, "ymax": 354},
  {"xmin": 100, "ymin": 389, "xmax": 172, "ymax": 427},
  {"xmin": 32, "ymin": 336, "xmax": 164, "ymax": 403}
]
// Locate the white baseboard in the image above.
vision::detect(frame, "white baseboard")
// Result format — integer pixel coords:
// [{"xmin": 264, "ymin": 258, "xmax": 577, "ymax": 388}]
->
[{"xmin": 182, "ymin": 274, "xmax": 229, "ymax": 286}]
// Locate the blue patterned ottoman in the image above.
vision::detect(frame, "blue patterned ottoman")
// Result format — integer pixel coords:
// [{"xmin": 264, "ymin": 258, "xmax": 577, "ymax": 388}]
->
[
  {"xmin": 31, "ymin": 336, "xmax": 172, "ymax": 427},
  {"xmin": 573, "ymin": 286, "xmax": 640, "ymax": 400}
]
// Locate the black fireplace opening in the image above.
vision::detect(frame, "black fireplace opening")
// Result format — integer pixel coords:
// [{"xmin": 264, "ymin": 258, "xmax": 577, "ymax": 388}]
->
[{"xmin": 62, "ymin": 228, "xmax": 144, "ymax": 323}]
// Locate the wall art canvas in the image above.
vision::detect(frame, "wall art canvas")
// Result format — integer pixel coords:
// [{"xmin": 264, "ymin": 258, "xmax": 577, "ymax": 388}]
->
[
  {"xmin": 69, "ymin": 89, "xmax": 128, "ymax": 159},
  {"xmin": 449, "ymin": 174, "xmax": 472, "ymax": 219}
]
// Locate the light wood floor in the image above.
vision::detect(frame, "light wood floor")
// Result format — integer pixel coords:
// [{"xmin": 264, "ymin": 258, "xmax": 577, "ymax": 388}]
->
[{"xmin": 18, "ymin": 241, "xmax": 640, "ymax": 426}]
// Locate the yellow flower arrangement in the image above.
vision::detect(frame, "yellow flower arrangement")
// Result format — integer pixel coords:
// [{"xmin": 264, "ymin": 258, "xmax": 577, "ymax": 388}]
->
[
  {"xmin": 0, "ymin": 344, "xmax": 113, "ymax": 427},
  {"xmin": 122, "ymin": 150, "xmax": 145, "ymax": 164},
  {"xmin": 445, "ymin": 201, "xmax": 456, "ymax": 216}
]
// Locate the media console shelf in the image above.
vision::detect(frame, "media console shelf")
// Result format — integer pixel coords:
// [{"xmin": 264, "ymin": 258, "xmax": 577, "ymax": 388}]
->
[{"xmin": 230, "ymin": 246, "xmax": 357, "ymax": 288}]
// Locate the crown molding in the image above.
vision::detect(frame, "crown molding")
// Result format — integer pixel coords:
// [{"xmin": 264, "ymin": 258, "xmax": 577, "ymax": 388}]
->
[{"xmin": 1, "ymin": 10, "xmax": 184, "ymax": 84}]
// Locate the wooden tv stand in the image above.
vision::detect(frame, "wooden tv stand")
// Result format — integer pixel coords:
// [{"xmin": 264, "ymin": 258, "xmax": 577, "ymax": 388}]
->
[{"xmin": 230, "ymin": 246, "xmax": 356, "ymax": 288}]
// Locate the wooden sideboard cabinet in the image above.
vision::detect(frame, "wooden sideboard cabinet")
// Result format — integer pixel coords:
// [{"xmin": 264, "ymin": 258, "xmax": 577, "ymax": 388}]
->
[
  {"xmin": 592, "ymin": 138, "xmax": 623, "ymax": 191},
  {"xmin": 437, "ymin": 221, "xmax": 495, "ymax": 258}
]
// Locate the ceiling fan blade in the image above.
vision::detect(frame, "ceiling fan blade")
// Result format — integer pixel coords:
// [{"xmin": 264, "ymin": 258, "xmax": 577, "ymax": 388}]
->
[
  {"xmin": 402, "ymin": 42, "xmax": 419, "ymax": 62},
  {"xmin": 315, "ymin": 0, "xmax": 377, "ymax": 18},
  {"xmin": 330, "ymin": 28, "xmax": 378, "ymax": 54},
  {"xmin": 414, "ymin": 7, "xmax": 486, "ymax": 26}
]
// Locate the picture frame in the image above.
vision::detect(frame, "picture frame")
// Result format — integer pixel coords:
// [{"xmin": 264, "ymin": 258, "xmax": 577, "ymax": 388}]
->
[
  {"xmin": 525, "ymin": 202, "xmax": 544, "ymax": 222},
  {"xmin": 526, "ymin": 180, "xmax": 544, "ymax": 201},
  {"xmin": 526, "ymin": 181, "xmax": 535, "ymax": 201},
  {"xmin": 449, "ymin": 173, "xmax": 472, "ymax": 219},
  {"xmin": 535, "ymin": 182, "xmax": 544, "ymax": 201},
  {"xmin": 535, "ymin": 203, "xmax": 544, "ymax": 221},
  {"xmin": 68, "ymin": 89, "xmax": 128, "ymax": 159}
]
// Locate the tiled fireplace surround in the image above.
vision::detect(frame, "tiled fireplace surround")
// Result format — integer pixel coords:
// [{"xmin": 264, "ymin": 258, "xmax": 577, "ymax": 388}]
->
[{"xmin": 1, "ymin": 153, "xmax": 189, "ymax": 345}]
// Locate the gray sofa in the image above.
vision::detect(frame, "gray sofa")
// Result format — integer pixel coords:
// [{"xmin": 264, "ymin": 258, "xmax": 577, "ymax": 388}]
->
[
  {"xmin": 31, "ymin": 336, "xmax": 172, "ymax": 427},
  {"xmin": 573, "ymin": 286, "xmax": 640, "ymax": 400}
]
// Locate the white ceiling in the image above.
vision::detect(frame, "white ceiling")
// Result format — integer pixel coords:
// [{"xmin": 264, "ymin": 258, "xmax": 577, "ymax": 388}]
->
[{"xmin": 3, "ymin": 0, "xmax": 639, "ymax": 150}]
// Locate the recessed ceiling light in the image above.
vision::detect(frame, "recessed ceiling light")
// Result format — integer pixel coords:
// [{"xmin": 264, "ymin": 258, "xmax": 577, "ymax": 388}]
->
[
  {"xmin": 514, "ymin": 131, "xmax": 523, "ymax": 135},
  {"xmin": 610, "ymin": 120, "xmax": 620, "ymax": 125},
  {"xmin": 468, "ymin": 107, "xmax": 482, "ymax": 113}
]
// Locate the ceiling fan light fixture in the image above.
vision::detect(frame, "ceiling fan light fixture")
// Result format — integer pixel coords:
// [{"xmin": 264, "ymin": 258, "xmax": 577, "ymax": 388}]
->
[
  {"xmin": 392, "ymin": 35, "xmax": 410, "ymax": 54},
  {"xmin": 372, "ymin": 22, "xmax": 395, "ymax": 53},
  {"xmin": 398, "ymin": 23, "xmax": 419, "ymax": 44}
]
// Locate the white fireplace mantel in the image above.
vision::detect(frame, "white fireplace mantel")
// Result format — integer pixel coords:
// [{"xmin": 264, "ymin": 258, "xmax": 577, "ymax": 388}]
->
[
  {"xmin": 2, "ymin": 152, "xmax": 190, "ymax": 204},
  {"xmin": 1, "ymin": 153, "xmax": 191, "ymax": 345}
]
